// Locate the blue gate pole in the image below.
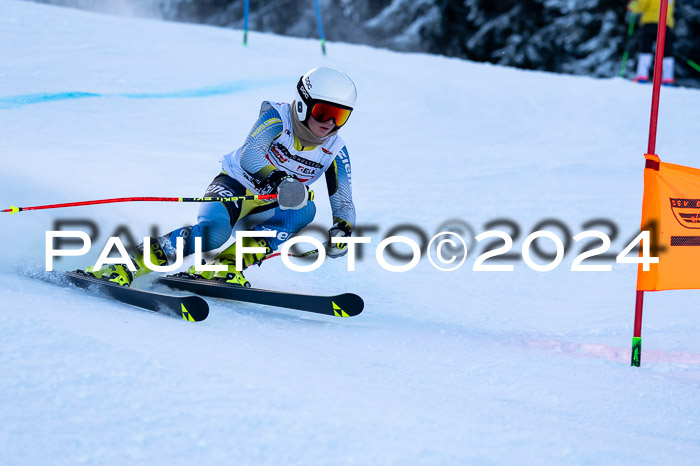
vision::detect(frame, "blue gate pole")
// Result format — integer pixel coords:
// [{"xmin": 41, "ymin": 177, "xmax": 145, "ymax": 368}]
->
[
  {"xmin": 313, "ymin": 0, "xmax": 326, "ymax": 55},
  {"xmin": 243, "ymin": 0, "xmax": 250, "ymax": 46}
]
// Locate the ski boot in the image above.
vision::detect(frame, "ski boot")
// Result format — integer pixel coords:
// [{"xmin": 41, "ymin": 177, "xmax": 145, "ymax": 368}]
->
[
  {"xmin": 84, "ymin": 264, "xmax": 134, "ymax": 287},
  {"xmin": 84, "ymin": 237, "xmax": 171, "ymax": 287},
  {"xmin": 634, "ymin": 53, "xmax": 652, "ymax": 84},
  {"xmin": 187, "ymin": 236, "xmax": 272, "ymax": 288},
  {"xmin": 661, "ymin": 57, "xmax": 675, "ymax": 87}
]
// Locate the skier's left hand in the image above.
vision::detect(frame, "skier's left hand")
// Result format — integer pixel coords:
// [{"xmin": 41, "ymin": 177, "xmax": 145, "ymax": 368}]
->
[{"xmin": 324, "ymin": 220, "xmax": 352, "ymax": 259}]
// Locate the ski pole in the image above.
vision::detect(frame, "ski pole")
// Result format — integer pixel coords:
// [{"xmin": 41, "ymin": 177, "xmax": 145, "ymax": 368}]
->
[
  {"xmin": 676, "ymin": 53, "xmax": 700, "ymax": 74},
  {"xmin": 619, "ymin": 12, "xmax": 638, "ymax": 77},
  {"xmin": 1, "ymin": 194, "xmax": 280, "ymax": 215},
  {"xmin": 265, "ymin": 249, "xmax": 319, "ymax": 261}
]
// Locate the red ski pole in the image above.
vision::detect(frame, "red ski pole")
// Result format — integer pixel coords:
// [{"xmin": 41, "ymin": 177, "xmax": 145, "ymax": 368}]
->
[
  {"xmin": 264, "ymin": 249, "xmax": 320, "ymax": 261},
  {"xmin": 1, "ymin": 194, "xmax": 279, "ymax": 215}
]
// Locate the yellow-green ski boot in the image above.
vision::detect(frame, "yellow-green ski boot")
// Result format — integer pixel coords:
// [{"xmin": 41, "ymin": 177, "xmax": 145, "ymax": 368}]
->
[
  {"xmin": 84, "ymin": 238, "xmax": 171, "ymax": 287},
  {"xmin": 85, "ymin": 264, "xmax": 134, "ymax": 286},
  {"xmin": 187, "ymin": 236, "xmax": 272, "ymax": 288}
]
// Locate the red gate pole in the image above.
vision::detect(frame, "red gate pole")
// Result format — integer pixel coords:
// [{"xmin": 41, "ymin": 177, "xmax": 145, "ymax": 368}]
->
[{"xmin": 632, "ymin": 0, "xmax": 669, "ymax": 367}]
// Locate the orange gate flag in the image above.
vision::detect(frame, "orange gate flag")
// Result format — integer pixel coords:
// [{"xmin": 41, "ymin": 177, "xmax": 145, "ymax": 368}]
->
[{"xmin": 637, "ymin": 153, "xmax": 700, "ymax": 291}]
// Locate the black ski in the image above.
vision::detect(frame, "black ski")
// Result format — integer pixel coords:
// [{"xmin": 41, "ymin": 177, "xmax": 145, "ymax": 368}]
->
[
  {"xmin": 61, "ymin": 271, "xmax": 209, "ymax": 322},
  {"xmin": 158, "ymin": 274, "xmax": 364, "ymax": 317}
]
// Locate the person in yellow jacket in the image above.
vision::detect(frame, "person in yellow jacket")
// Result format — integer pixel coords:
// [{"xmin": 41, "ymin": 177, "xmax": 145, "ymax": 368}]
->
[{"xmin": 628, "ymin": 0, "xmax": 676, "ymax": 85}]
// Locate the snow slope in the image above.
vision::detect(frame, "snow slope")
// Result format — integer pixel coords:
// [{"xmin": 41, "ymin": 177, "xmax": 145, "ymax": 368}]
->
[{"xmin": 1, "ymin": 1, "xmax": 700, "ymax": 464}]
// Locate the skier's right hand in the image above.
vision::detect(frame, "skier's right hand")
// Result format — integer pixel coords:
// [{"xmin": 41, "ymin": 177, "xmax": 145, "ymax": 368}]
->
[
  {"xmin": 324, "ymin": 220, "xmax": 352, "ymax": 259},
  {"xmin": 266, "ymin": 170, "xmax": 309, "ymax": 210}
]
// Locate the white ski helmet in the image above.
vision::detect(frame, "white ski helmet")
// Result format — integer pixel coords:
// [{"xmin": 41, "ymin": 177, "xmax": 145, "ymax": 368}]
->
[{"xmin": 295, "ymin": 67, "xmax": 357, "ymax": 127}]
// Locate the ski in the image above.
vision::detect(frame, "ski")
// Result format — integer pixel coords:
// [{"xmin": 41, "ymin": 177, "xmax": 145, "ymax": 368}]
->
[
  {"xmin": 59, "ymin": 271, "xmax": 209, "ymax": 322},
  {"xmin": 157, "ymin": 274, "xmax": 364, "ymax": 317}
]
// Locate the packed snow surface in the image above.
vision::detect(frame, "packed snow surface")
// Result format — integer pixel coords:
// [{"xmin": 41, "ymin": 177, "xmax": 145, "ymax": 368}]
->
[{"xmin": 1, "ymin": 1, "xmax": 699, "ymax": 464}]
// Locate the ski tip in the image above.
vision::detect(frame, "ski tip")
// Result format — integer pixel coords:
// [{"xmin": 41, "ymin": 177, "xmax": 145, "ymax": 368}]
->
[
  {"xmin": 180, "ymin": 297, "xmax": 209, "ymax": 322},
  {"xmin": 181, "ymin": 303, "xmax": 196, "ymax": 321},
  {"xmin": 332, "ymin": 294, "xmax": 364, "ymax": 317}
]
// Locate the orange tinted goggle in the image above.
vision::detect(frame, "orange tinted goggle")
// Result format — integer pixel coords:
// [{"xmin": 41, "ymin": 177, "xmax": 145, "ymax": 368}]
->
[{"xmin": 310, "ymin": 102, "xmax": 352, "ymax": 127}]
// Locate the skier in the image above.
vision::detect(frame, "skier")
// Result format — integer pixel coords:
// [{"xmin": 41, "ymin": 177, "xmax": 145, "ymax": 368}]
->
[
  {"xmin": 628, "ymin": 0, "xmax": 676, "ymax": 85},
  {"xmin": 86, "ymin": 66, "xmax": 357, "ymax": 287}
]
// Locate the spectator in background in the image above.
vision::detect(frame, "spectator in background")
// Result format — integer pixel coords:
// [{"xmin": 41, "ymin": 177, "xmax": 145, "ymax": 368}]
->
[{"xmin": 628, "ymin": 0, "xmax": 676, "ymax": 85}]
